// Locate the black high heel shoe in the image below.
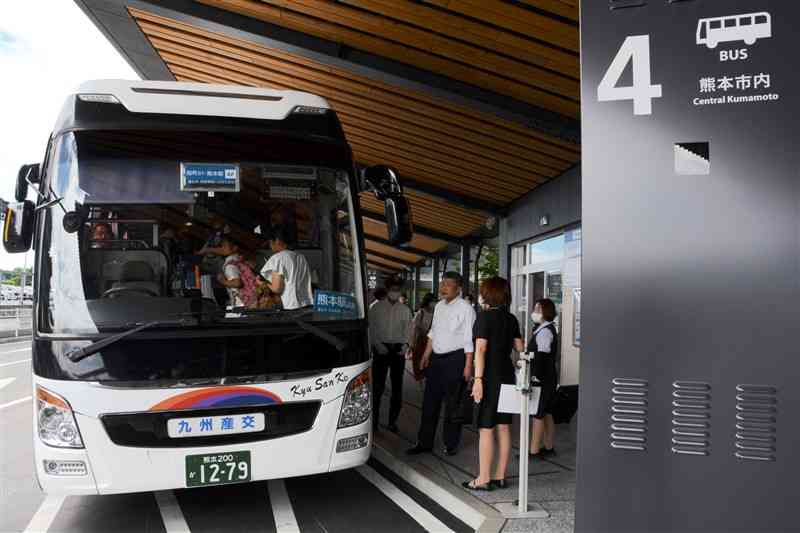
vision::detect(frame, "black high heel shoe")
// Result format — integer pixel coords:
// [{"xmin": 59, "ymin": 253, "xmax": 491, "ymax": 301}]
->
[
  {"xmin": 462, "ymin": 478, "xmax": 494, "ymax": 491},
  {"xmin": 490, "ymin": 478, "xmax": 508, "ymax": 489}
]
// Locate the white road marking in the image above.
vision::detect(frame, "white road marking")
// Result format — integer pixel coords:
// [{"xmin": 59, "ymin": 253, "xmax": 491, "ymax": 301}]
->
[
  {"xmin": 267, "ymin": 479, "xmax": 300, "ymax": 533},
  {"xmin": 356, "ymin": 465, "xmax": 455, "ymax": 533},
  {"xmin": 0, "ymin": 395, "xmax": 31, "ymax": 411},
  {"xmin": 0, "ymin": 358, "xmax": 30, "ymax": 368},
  {"xmin": 155, "ymin": 490, "xmax": 191, "ymax": 533},
  {"xmin": 23, "ymin": 495, "xmax": 65, "ymax": 533},
  {"xmin": 0, "ymin": 377, "xmax": 15, "ymax": 390}
]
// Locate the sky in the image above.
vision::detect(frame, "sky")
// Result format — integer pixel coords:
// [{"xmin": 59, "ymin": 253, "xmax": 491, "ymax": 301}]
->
[{"xmin": 0, "ymin": 1, "xmax": 137, "ymax": 271}]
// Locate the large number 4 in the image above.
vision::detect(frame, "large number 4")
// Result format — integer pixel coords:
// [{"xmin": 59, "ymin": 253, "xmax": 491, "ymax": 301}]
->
[{"xmin": 597, "ymin": 35, "xmax": 662, "ymax": 116}]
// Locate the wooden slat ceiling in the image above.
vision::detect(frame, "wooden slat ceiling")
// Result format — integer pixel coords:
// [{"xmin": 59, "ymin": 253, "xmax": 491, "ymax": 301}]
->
[
  {"xmin": 366, "ymin": 254, "xmax": 408, "ymax": 271},
  {"xmin": 127, "ymin": 4, "xmax": 581, "ymax": 273},
  {"xmin": 197, "ymin": 0, "xmax": 580, "ymax": 117},
  {"xmin": 361, "ymin": 218, "xmax": 447, "ymax": 254},
  {"xmin": 360, "ymin": 191, "xmax": 488, "ymax": 239},
  {"xmin": 364, "ymin": 240, "xmax": 423, "ymax": 265}
]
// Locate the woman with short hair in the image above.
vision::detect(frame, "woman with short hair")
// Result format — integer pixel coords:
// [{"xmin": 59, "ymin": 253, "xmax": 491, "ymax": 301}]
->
[
  {"xmin": 463, "ymin": 277, "xmax": 524, "ymax": 491},
  {"xmin": 528, "ymin": 298, "xmax": 559, "ymax": 458}
]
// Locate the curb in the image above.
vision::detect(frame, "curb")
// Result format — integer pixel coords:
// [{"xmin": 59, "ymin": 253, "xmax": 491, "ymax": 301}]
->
[{"xmin": 372, "ymin": 434, "xmax": 512, "ymax": 533}]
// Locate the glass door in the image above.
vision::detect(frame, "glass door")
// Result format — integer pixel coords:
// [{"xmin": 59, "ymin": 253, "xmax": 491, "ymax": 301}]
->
[{"xmin": 511, "ymin": 230, "xmax": 579, "ymax": 382}]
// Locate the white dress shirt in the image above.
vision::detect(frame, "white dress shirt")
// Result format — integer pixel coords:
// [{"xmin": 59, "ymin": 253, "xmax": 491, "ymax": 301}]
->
[
  {"xmin": 533, "ymin": 321, "xmax": 555, "ymax": 352},
  {"xmin": 369, "ymin": 299, "xmax": 412, "ymax": 347},
  {"xmin": 427, "ymin": 296, "xmax": 476, "ymax": 354}
]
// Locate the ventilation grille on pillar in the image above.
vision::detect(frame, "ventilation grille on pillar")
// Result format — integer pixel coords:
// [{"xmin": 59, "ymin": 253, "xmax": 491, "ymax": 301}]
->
[
  {"xmin": 735, "ymin": 384, "xmax": 777, "ymax": 462},
  {"xmin": 610, "ymin": 378, "xmax": 648, "ymax": 451},
  {"xmin": 671, "ymin": 381, "xmax": 711, "ymax": 456}
]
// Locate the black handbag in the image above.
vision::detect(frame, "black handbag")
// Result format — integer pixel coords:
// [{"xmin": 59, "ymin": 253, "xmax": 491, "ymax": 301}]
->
[
  {"xmin": 452, "ymin": 380, "xmax": 476, "ymax": 426},
  {"xmin": 551, "ymin": 385, "xmax": 579, "ymax": 424}
]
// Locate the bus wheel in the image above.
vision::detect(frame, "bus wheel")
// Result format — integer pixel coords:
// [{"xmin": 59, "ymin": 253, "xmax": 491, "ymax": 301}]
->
[
  {"xmin": 707, "ymin": 41, "xmax": 717, "ymax": 49},
  {"xmin": 744, "ymin": 37, "xmax": 756, "ymax": 45}
]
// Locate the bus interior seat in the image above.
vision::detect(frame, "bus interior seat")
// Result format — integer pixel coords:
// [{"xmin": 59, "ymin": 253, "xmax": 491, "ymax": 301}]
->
[
  {"xmin": 111, "ymin": 260, "xmax": 161, "ymax": 296},
  {"xmin": 84, "ymin": 249, "xmax": 168, "ymax": 297}
]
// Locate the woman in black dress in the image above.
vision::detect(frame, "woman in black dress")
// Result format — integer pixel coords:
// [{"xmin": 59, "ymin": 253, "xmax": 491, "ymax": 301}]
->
[
  {"xmin": 463, "ymin": 277, "xmax": 524, "ymax": 491},
  {"xmin": 528, "ymin": 298, "xmax": 559, "ymax": 458}
]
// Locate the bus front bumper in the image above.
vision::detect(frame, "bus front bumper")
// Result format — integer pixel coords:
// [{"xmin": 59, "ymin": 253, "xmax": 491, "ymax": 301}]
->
[{"xmin": 35, "ymin": 398, "xmax": 371, "ymax": 495}]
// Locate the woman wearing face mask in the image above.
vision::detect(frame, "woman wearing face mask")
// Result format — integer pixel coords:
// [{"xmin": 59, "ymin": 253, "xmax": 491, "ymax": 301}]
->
[{"xmin": 527, "ymin": 298, "xmax": 559, "ymax": 458}]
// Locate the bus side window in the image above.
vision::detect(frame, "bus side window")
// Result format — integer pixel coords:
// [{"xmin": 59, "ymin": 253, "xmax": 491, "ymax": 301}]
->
[
  {"xmin": 724, "ymin": 18, "xmax": 736, "ymax": 28},
  {"xmin": 740, "ymin": 17, "xmax": 752, "ymax": 26},
  {"xmin": 755, "ymin": 15, "xmax": 768, "ymax": 24},
  {"xmin": 709, "ymin": 20, "xmax": 722, "ymax": 29}
]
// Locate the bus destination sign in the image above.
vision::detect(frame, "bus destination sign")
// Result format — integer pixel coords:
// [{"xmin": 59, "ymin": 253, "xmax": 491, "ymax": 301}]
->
[{"xmin": 180, "ymin": 162, "xmax": 241, "ymax": 192}]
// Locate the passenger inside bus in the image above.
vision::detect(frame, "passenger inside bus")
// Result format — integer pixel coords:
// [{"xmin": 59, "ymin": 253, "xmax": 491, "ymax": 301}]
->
[
  {"xmin": 75, "ymin": 191, "xmax": 345, "ymax": 317},
  {"xmin": 89, "ymin": 222, "xmax": 113, "ymax": 249},
  {"xmin": 261, "ymin": 224, "xmax": 314, "ymax": 310}
]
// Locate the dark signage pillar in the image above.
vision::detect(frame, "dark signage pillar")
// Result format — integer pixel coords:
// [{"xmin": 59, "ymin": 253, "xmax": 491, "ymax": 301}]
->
[{"xmin": 579, "ymin": 2, "xmax": 797, "ymax": 531}]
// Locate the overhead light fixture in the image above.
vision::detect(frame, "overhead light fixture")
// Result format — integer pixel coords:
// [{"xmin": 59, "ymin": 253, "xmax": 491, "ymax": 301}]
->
[{"xmin": 539, "ymin": 214, "xmax": 550, "ymax": 227}]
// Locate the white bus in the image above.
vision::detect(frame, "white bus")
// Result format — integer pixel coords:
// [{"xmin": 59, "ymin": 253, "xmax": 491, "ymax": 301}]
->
[
  {"xmin": 696, "ymin": 12, "xmax": 772, "ymax": 49},
  {"xmin": 3, "ymin": 80, "xmax": 412, "ymax": 494}
]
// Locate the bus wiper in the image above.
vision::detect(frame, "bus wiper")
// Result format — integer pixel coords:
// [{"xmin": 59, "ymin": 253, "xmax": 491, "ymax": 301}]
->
[
  {"xmin": 66, "ymin": 319, "xmax": 192, "ymax": 363},
  {"xmin": 291, "ymin": 316, "xmax": 346, "ymax": 353}
]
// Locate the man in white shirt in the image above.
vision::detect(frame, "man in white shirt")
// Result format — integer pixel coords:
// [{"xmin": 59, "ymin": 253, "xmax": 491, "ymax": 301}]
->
[
  {"xmin": 368, "ymin": 279, "xmax": 412, "ymax": 432},
  {"xmin": 407, "ymin": 271, "xmax": 476, "ymax": 456},
  {"xmin": 261, "ymin": 225, "xmax": 313, "ymax": 310}
]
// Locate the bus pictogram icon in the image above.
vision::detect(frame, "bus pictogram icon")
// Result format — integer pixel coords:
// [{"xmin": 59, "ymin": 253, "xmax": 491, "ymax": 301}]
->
[{"xmin": 696, "ymin": 12, "xmax": 771, "ymax": 49}]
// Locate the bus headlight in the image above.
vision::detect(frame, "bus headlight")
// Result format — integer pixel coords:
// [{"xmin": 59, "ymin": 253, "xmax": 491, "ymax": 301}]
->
[
  {"xmin": 36, "ymin": 386, "xmax": 84, "ymax": 449},
  {"xmin": 337, "ymin": 369, "xmax": 371, "ymax": 429}
]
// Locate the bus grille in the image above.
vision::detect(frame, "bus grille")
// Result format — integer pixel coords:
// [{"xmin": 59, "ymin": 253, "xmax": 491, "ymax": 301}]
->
[{"xmin": 100, "ymin": 401, "xmax": 321, "ymax": 448}]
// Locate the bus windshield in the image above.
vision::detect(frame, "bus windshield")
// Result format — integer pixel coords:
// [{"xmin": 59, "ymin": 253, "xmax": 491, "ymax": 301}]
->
[{"xmin": 38, "ymin": 130, "xmax": 363, "ymax": 336}]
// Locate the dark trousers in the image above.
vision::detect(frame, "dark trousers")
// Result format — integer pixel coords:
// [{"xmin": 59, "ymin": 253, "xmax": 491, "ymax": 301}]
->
[
  {"xmin": 372, "ymin": 343, "xmax": 405, "ymax": 425},
  {"xmin": 417, "ymin": 349, "xmax": 465, "ymax": 450}
]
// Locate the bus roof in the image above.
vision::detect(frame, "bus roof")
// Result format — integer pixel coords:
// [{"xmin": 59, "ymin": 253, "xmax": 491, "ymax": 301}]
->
[{"xmin": 69, "ymin": 79, "xmax": 331, "ymax": 122}]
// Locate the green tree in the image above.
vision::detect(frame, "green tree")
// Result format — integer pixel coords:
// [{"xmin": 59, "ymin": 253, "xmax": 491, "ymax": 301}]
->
[{"xmin": 477, "ymin": 246, "xmax": 499, "ymax": 279}]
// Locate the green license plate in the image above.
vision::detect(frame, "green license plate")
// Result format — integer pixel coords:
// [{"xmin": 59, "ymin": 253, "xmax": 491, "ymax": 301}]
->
[{"xmin": 185, "ymin": 451, "xmax": 251, "ymax": 487}]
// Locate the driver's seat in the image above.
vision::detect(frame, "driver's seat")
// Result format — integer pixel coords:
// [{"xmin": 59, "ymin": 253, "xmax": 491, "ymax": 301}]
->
[{"xmin": 110, "ymin": 260, "xmax": 162, "ymax": 297}]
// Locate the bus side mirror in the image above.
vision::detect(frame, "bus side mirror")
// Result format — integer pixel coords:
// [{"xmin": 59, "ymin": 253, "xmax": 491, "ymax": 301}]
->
[
  {"xmin": 3, "ymin": 200, "xmax": 35, "ymax": 253},
  {"xmin": 384, "ymin": 195, "xmax": 413, "ymax": 246},
  {"xmin": 361, "ymin": 165, "xmax": 413, "ymax": 246},
  {"xmin": 16, "ymin": 163, "xmax": 40, "ymax": 202}
]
